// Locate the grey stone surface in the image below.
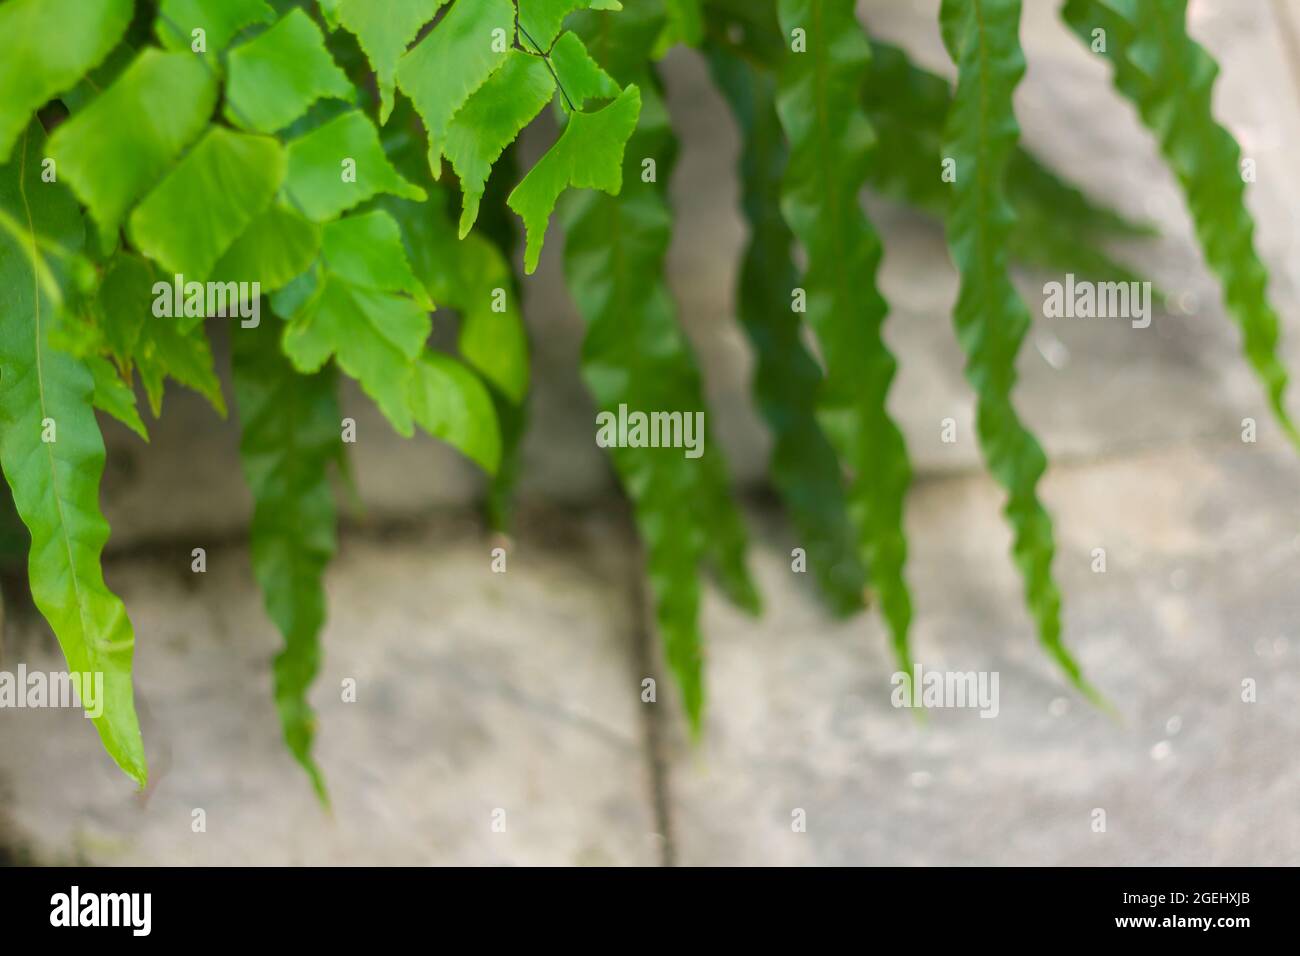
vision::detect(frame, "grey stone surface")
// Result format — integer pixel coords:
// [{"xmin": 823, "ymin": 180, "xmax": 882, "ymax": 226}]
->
[
  {"xmin": 0, "ymin": 511, "xmax": 658, "ymax": 865},
  {"xmin": 663, "ymin": 442, "xmax": 1300, "ymax": 865}
]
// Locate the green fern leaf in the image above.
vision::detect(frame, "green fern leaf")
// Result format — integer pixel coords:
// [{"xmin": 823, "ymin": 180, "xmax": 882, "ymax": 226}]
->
[
  {"xmin": 46, "ymin": 49, "xmax": 218, "ymax": 253},
  {"xmin": 212, "ymin": 203, "xmax": 321, "ymax": 293},
  {"xmin": 129, "ymin": 127, "xmax": 286, "ymax": 283},
  {"xmin": 702, "ymin": 1, "xmax": 1154, "ymax": 285},
  {"xmin": 445, "ymin": 145, "xmax": 530, "ymax": 531},
  {"xmin": 383, "ymin": 190, "xmax": 529, "ymax": 402},
  {"xmin": 564, "ymin": 4, "xmax": 757, "ymax": 728},
  {"xmin": 862, "ymin": 37, "xmax": 1155, "ymax": 287},
  {"xmin": 1063, "ymin": 0, "xmax": 1297, "ymax": 443},
  {"xmin": 88, "ymin": 355, "xmax": 148, "ymax": 441},
  {"xmin": 519, "ymin": 1, "xmax": 624, "ymax": 50},
  {"xmin": 509, "ymin": 84, "xmax": 641, "ymax": 274},
  {"xmin": 0, "ymin": 0, "xmax": 132, "ymax": 163},
  {"xmin": 233, "ymin": 317, "xmax": 340, "ymax": 803},
  {"xmin": 445, "ymin": 51, "xmax": 556, "ymax": 237},
  {"xmin": 337, "ymin": 0, "xmax": 448, "ymax": 125},
  {"xmin": 940, "ymin": 0, "xmax": 1092, "ymax": 694},
  {"xmin": 774, "ymin": 0, "xmax": 913, "ymax": 663},
  {"xmin": 225, "ymin": 7, "xmax": 354, "ymax": 134},
  {"xmin": 156, "ymin": 0, "xmax": 274, "ymax": 54},
  {"xmin": 93, "ymin": 254, "xmax": 227, "ymax": 418},
  {"xmin": 0, "ymin": 125, "xmax": 146, "ymax": 785},
  {"xmin": 707, "ymin": 43, "xmax": 866, "ymax": 617},
  {"xmin": 280, "ymin": 210, "xmax": 432, "ymax": 437},
  {"xmin": 550, "ymin": 31, "xmax": 620, "ymax": 112},
  {"xmin": 408, "ymin": 351, "xmax": 502, "ymax": 473},
  {"xmin": 285, "ymin": 110, "xmax": 426, "ymax": 222},
  {"xmin": 395, "ymin": 0, "xmax": 516, "ymax": 175}
]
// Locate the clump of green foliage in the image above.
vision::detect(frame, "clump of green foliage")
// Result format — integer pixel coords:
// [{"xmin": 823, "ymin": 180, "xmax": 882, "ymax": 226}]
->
[{"xmin": 0, "ymin": 0, "xmax": 1289, "ymax": 796}]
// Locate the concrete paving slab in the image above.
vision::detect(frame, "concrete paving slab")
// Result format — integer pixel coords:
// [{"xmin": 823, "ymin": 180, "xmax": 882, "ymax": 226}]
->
[
  {"xmin": 661, "ymin": 439, "xmax": 1300, "ymax": 865},
  {"xmin": 0, "ymin": 510, "xmax": 659, "ymax": 865}
]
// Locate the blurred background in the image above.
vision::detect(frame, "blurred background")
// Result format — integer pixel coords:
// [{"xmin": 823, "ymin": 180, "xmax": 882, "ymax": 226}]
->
[{"xmin": 2, "ymin": 0, "xmax": 1299, "ymax": 865}]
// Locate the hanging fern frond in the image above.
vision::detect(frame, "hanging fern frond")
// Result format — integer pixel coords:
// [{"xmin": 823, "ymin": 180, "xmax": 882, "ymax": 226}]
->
[
  {"xmin": 564, "ymin": 2, "xmax": 758, "ymax": 728},
  {"xmin": 773, "ymin": 0, "xmax": 913, "ymax": 666},
  {"xmin": 706, "ymin": 42, "xmax": 867, "ymax": 617},
  {"xmin": 233, "ymin": 318, "xmax": 341, "ymax": 803},
  {"xmin": 940, "ymin": 0, "xmax": 1095, "ymax": 697},
  {"xmin": 1062, "ymin": 0, "xmax": 1297, "ymax": 444},
  {"xmin": 474, "ymin": 145, "xmax": 530, "ymax": 533},
  {"xmin": 0, "ymin": 124, "xmax": 147, "ymax": 786},
  {"xmin": 862, "ymin": 37, "xmax": 1156, "ymax": 290},
  {"xmin": 701, "ymin": 0, "xmax": 1154, "ymax": 286}
]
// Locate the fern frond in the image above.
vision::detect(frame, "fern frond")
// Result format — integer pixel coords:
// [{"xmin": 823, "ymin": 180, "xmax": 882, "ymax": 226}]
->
[
  {"xmin": 233, "ymin": 318, "xmax": 341, "ymax": 804},
  {"xmin": 774, "ymin": 0, "xmax": 913, "ymax": 666},
  {"xmin": 940, "ymin": 0, "xmax": 1094, "ymax": 696},
  {"xmin": 701, "ymin": 0, "xmax": 1155, "ymax": 285},
  {"xmin": 1063, "ymin": 0, "xmax": 1297, "ymax": 444},
  {"xmin": 863, "ymin": 37, "xmax": 1156, "ymax": 289},
  {"xmin": 706, "ymin": 43, "xmax": 866, "ymax": 617},
  {"xmin": 564, "ymin": 2, "xmax": 757, "ymax": 729},
  {"xmin": 0, "ymin": 125, "xmax": 147, "ymax": 785}
]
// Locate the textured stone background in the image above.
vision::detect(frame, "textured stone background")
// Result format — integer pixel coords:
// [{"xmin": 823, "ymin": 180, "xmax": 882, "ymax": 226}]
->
[{"xmin": 2, "ymin": 0, "xmax": 1298, "ymax": 865}]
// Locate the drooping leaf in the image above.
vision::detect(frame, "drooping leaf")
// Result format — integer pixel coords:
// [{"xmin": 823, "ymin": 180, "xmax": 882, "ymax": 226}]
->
[
  {"xmin": 395, "ymin": 0, "xmax": 516, "ymax": 175},
  {"xmin": 156, "ymin": 0, "xmax": 275, "ymax": 54},
  {"xmin": 444, "ymin": 51, "xmax": 556, "ymax": 237},
  {"xmin": 707, "ymin": 43, "xmax": 866, "ymax": 617},
  {"xmin": 281, "ymin": 211, "xmax": 432, "ymax": 436},
  {"xmin": 130, "ymin": 127, "xmax": 286, "ymax": 282},
  {"xmin": 285, "ymin": 110, "xmax": 426, "ymax": 222},
  {"xmin": 940, "ymin": 0, "xmax": 1093, "ymax": 695},
  {"xmin": 408, "ymin": 351, "xmax": 502, "ymax": 472},
  {"xmin": 564, "ymin": 3, "xmax": 757, "ymax": 728},
  {"xmin": 47, "ymin": 49, "xmax": 218, "ymax": 252},
  {"xmin": 0, "ymin": 0, "xmax": 132, "ymax": 163},
  {"xmin": 233, "ymin": 316, "xmax": 340, "ymax": 803},
  {"xmin": 88, "ymin": 355, "xmax": 148, "ymax": 441},
  {"xmin": 774, "ymin": 0, "xmax": 912, "ymax": 664},
  {"xmin": 212, "ymin": 203, "xmax": 321, "ymax": 293},
  {"xmin": 225, "ymin": 7, "xmax": 354, "ymax": 134},
  {"xmin": 0, "ymin": 125, "xmax": 146, "ymax": 785},
  {"xmin": 509, "ymin": 84, "xmax": 641, "ymax": 273},
  {"xmin": 1063, "ymin": 0, "xmax": 1298, "ymax": 444},
  {"xmin": 337, "ymin": 0, "xmax": 447, "ymax": 125}
]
